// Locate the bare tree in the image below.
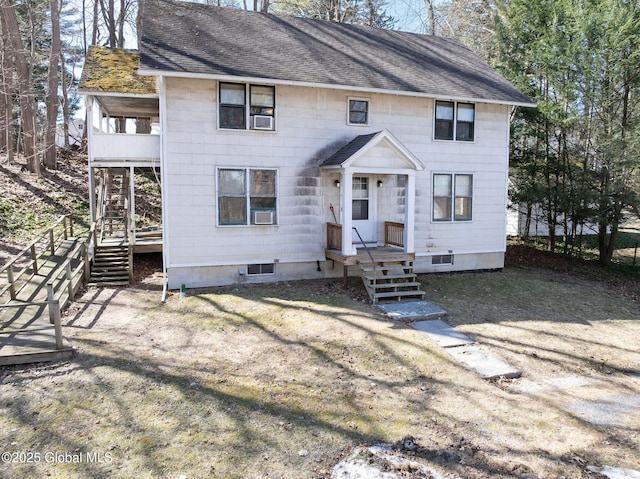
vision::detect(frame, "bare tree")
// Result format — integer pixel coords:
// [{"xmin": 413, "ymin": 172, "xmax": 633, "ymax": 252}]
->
[
  {"xmin": 424, "ymin": 0, "xmax": 434, "ymax": 35},
  {"xmin": 44, "ymin": 0, "xmax": 62, "ymax": 169},
  {"xmin": 0, "ymin": 0, "xmax": 39, "ymax": 175},
  {"xmin": 0, "ymin": 22, "xmax": 11, "ymax": 158}
]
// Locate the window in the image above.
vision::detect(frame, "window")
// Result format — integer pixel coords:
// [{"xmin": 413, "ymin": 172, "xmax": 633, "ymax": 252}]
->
[
  {"xmin": 348, "ymin": 98, "xmax": 369, "ymax": 125},
  {"xmin": 433, "ymin": 174, "xmax": 473, "ymax": 222},
  {"xmin": 218, "ymin": 168, "xmax": 277, "ymax": 225},
  {"xmin": 352, "ymin": 177, "xmax": 369, "ymax": 220},
  {"xmin": 247, "ymin": 263, "xmax": 275, "ymax": 275},
  {"xmin": 432, "ymin": 255, "xmax": 453, "ymax": 265},
  {"xmin": 434, "ymin": 101, "xmax": 475, "ymax": 141},
  {"xmin": 220, "ymin": 83, "xmax": 246, "ymax": 129},
  {"xmin": 219, "ymin": 82, "xmax": 275, "ymax": 130}
]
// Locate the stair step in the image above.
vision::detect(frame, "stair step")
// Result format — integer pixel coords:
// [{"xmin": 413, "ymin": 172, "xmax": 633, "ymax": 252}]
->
[
  {"xmin": 360, "ymin": 266, "xmax": 412, "ymax": 275},
  {"xmin": 87, "ymin": 281, "xmax": 130, "ymax": 287},
  {"xmin": 90, "ymin": 272, "xmax": 129, "ymax": 280},
  {"xmin": 92, "ymin": 265, "xmax": 128, "ymax": 271},
  {"xmin": 357, "ymin": 255, "xmax": 414, "ymax": 264},
  {"xmin": 363, "ymin": 272, "xmax": 416, "ymax": 280},
  {"xmin": 370, "ymin": 281, "xmax": 422, "ymax": 290},
  {"xmin": 91, "ymin": 261, "xmax": 129, "ymax": 269},
  {"xmin": 93, "ymin": 256, "xmax": 128, "ymax": 261},
  {"xmin": 374, "ymin": 290, "xmax": 426, "ymax": 300}
]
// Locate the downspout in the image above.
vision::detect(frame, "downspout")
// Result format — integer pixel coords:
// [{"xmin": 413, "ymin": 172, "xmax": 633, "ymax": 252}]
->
[{"xmin": 159, "ymin": 76, "xmax": 169, "ymax": 303}]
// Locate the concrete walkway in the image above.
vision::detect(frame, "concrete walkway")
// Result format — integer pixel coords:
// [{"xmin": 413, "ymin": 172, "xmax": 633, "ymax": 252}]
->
[
  {"xmin": 0, "ymin": 239, "xmax": 81, "ymax": 366},
  {"xmin": 378, "ymin": 301, "xmax": 521, "ymax": 380}
]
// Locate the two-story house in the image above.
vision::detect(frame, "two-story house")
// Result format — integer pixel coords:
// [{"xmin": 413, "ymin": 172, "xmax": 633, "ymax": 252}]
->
[{"xmin": 81, "ymin": 0, "xmax": 533, "ymax": 299}]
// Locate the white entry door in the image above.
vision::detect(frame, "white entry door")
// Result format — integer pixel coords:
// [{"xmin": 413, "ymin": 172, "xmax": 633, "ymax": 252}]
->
[{"xmin": 351, "ymin": 176, "xmax": 376, "ymax": 245}]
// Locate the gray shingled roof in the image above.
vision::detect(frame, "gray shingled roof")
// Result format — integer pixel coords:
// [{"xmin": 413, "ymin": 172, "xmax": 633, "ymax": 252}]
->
[
  {"xmin": 139, "ymin": 0, "xmax": 533, "ymax": 106},
  {"xmin": 322, "ymin": 132, "xmax": 381, "ymax": 167}
]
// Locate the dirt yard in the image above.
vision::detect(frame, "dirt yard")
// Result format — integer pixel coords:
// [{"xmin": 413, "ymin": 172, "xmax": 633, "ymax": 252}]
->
[{"xmin": 1, "ymin": 251, "xmax": 639, "ymax": 478}]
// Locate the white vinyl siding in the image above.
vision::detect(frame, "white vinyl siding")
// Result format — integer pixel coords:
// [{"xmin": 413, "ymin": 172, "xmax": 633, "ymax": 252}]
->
[{"xmin": 163, "ymin": 78, "xmax": 510, "ymax": 284}]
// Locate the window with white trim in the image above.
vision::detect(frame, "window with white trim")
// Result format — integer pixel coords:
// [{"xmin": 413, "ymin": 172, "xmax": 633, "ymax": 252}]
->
[
  {"xmin": 433, "ymin": 173, "xmax": 473, "ymax": 221},
  {"xmin": 348, "ymin": 98, "xmax": 369, "ymax": 125},
  {"xmin": 217, "ymin": 168, "xmax": 277, "ymax": 225},
  {"xmin": 434, "ymin": 101, "xmax": 475, "ymax": 141},
  {"xmin": 219, "ymin": 82, "xmax": 275, "ymax": 130}
]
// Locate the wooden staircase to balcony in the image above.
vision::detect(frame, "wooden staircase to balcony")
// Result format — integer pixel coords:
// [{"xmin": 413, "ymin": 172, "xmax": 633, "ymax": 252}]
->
[
  {"xmin": 90, "ymin": 168, "xmax": 133, "ymax": 286},
  {"xmin": 358, "ymin": 254, "xmax": 425, "ymax": 303}
]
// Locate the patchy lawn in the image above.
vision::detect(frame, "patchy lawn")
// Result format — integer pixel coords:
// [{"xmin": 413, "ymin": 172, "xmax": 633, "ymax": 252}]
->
[{"xmin": 0, "ymin": 253, "xmax": 639, "ymax": 478}]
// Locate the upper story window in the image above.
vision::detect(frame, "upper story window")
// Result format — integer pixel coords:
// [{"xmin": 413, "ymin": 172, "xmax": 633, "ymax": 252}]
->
[
  {"xmin": 219, "ymin": 82, "xmax": 275, "ymax": 131},
  {"xmin": 217, "ymin": 168, "xmax": 277, "ymax": 226},
  {"xmin": 348, "ymin": 98, "xmax": 369, "ymax": 125},
  {"xmin": 433, "ymin": 173, "xmax": 473, "ymax": 222},
  {"xmin": 434, "ymin": 101, "xmax": 475, "ymax": 141}
]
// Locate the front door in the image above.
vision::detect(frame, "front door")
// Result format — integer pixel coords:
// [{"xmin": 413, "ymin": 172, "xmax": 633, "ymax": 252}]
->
[{"xmin": 351, "ymin": 176, "xmax": 376, "ymax": 245}]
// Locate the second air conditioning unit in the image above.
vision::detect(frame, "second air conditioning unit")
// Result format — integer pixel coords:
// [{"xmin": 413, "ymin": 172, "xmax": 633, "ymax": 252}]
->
[{"xmin": 252, "ymin": 115, "xmax": 274, "ymax": 130}]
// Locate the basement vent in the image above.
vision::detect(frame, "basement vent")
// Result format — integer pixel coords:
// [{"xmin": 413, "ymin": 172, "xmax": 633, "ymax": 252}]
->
[
  {"xmin": 247, "ymin": 263, "xmax": 275, "ymax": 275},
  {"xmin": 431, "ymin": 254, "xmax": 453, "ymax": 265}
]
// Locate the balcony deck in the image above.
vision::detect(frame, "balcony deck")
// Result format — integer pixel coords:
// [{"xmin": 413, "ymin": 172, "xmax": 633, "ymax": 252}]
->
[{"xmin": 325, "ymin": 245, "xmax": 414, "ymax": 266}]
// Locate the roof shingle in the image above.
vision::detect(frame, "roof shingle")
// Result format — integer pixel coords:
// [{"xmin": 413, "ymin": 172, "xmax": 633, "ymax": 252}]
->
[{"xmin": 139, "ymin": 0, "xmax": 532, "ymax": 106}]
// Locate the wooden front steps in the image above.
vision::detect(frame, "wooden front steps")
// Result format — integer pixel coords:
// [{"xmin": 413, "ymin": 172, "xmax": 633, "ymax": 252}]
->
[
  {"xmin": 88, "ymin": 245, "xmax": 131, "ymax": 286},
  {"xmin": 359, "ymin": 257, "xmax": 425, "ymax": 304}
]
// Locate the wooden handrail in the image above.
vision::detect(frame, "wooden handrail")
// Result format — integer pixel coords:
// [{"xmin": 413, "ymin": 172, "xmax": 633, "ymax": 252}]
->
[
  {"xmin": 384, "ymin": 221, "xmax": 405, "ymax": 248},
  {"xmin": 0, "ymin": 215, "xmax": 73, "ymax": 299},
  {"xmin": 327, "ymin": 222, "xmax": 342, "ymax": 251},
  {"xmin": 0, "ymin": 217, "xmax": 96, "ymax": 351}
]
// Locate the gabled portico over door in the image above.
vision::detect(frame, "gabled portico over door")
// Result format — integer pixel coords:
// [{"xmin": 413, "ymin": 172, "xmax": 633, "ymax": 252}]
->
[{"xmin": 321, "ymin": 129, "xmax": 424, "ymax": 257}]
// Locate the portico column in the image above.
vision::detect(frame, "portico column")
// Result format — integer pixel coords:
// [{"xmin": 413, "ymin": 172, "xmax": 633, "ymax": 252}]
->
[
  {"xmin": 340, "ymin": 169, "xmax": 353, "ymax": 255},
  {"xmin": 405, "ymin": 173, "xmax": 416, "ymax": 253}
]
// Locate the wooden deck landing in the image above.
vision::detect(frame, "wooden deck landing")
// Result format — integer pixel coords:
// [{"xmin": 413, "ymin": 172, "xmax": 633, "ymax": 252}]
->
[
  {"xmin": 325, "ymin": 246, "xmax": 416, "ymax": 289},
  {"xmin": 0, "ymin": 240, "xmax": 81, "ymax": 366},
  {"xmin": 99, "ymin": 231, "xmax": 163, "ymax": 253},
  {"xmin": 325, "ymin": 246, "xmax": 415, "ymax": 266}
]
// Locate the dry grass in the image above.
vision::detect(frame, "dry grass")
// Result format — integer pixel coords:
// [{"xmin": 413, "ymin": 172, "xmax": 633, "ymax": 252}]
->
[{"xmin": 0, "ymin": 255, "xmax": 639, "ymax": 478}]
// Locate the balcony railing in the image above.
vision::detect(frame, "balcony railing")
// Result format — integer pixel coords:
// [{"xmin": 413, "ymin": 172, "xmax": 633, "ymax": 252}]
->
[
  {"xmin": 326, "ymin": 221, "xmax": 405, "ymax": 253},
  {"xmin": 91, "ymin": 133, "xmax": 160, "ymax": 163},
  {"xmin": 384, "ymin": 221, "xmax": 405, "ymax": 248}
]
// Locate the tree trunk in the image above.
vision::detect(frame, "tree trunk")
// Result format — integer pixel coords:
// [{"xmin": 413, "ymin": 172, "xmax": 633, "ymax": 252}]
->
[
  {"xmin": 92, "ymin": 0, "xmax": 99, "ymax": 46},
  {"xmin": 108, "ymin": 0, "xmax": 116, "ymax": 47},
  {"xmin": 60, "ymin": 51, "xmax": 71, "ymax": 148},
  {"xmin": 118, "ymin": 0, "xmax": 125, "ymax": 47},
  {"xmin": 44, "ymin": 0, "xmax": 61, "ymax": 169},
  {"xmin": 424, "ymin": 0, "xmax": 435, "ymax": 35},
  {"xmin": 0, "ymin": 0, "xmax": 39, "ymax": 175},
  {"xmin": 136, "ymin": 0, "xmax": 143, "ymax": 48},
  {"xmin": 0, "ymin": 29, "xmax": 9, "ymax": 154}
]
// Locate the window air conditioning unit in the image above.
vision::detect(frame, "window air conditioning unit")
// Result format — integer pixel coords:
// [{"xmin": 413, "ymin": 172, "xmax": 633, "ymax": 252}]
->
[
  {"xmin": 252, "ymin": 115, "xmax": 274, "ymax": 130},
  {"xmin": 253, "ymin": 210, "xmax": 275, "ymax": 225}
]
